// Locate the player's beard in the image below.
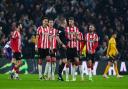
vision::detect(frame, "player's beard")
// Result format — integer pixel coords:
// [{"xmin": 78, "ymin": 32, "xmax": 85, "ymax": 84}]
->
[
  {"xmin": 90, "ymin": 29, "xmax": 95, "ymax": 33},
  {"xmin": 89, "ymin": 30, "xmax": 93, "ymax": 33},
  {"xmin": 43, "ymin": 24, "xmax": 47, "ymax": 28}
]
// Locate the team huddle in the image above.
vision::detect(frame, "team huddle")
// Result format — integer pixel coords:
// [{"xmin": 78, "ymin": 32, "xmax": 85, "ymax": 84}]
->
[{"xmin": 7, "ymin": 16, "xmax": 123, "ymax": 81}]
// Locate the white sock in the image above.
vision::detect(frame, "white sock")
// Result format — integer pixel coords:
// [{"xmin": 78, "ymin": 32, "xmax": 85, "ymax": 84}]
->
[
  {"xmin": 44, "ymin": 62, "xmax": 49, "ymax": 75},
  {"xmin": 52, "ymin": 63, "xmax": 56, "ymax": 80},
  {"xmin": 15, "ymin": 73, "xmax": 19, "ymax": 78},
  {"xmin": 48, "ymin": 63, "xmax": 51, "ymax": 80},
  {"xmin": 75, "ymin": 66, "xmax": 78, "ymax": 71},
  {"xmin": 66, "ymin": 67, "xmax": 69, "ymax": 81},
  {"xmin": 72, "ymin": 66, "xmax": 76, "ymax": 81},
  {"xmin": 79, "ymin": 65, "xmax": 83, "ymax": 80},
  {"xmin": 88, "ymin": 68, "xmax": 92, "ymax": 78},
  {"xmin": 38, "ymin": 64, "xmax": 42, "ymax": 78}
]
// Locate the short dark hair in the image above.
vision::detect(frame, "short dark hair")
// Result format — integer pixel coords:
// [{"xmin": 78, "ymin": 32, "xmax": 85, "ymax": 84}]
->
[
  {"xmin": 69, "ymin": 17, "xmax": 74, "ymax": 20},
  {"xmin": 49, "ymin": 18, "xmax": 54, "ymax": 21},
  {"xmin": 59, "ymin": 17, "xmax": 66, "ymax": 24},
  {"xmin": 112, "ymin": 31, "xmax": 117, "ymax": 35},
  {"xmin": 89, "ymin": 23, "xmax": 95, "ymax": 27},
  {"xmin": 16, "ymin": 22, "xmax": 21, "ymax": 27},
  {"xmin": 42, "ymin": 17, "xmax": 48, "ymax": 20}
]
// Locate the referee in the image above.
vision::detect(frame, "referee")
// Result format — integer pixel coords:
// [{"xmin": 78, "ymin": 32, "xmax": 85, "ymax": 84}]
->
[{"xmin": 55, "ymin": 17, "xmax": 68, "ymax": 81}]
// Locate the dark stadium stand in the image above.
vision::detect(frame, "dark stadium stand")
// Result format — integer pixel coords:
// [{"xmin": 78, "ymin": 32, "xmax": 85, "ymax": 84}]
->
[{"xmin": 0, "ymin": 0, "xmax": 128, "ymax": 59}]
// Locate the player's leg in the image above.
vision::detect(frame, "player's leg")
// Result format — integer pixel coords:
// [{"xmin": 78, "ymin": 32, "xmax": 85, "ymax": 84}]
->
[
  {"xmin": 74, "ymin": 56, "xmax": 80, "ymax": 81},
  {"xmin": 14, "ymin": 59, "xmax": 22, "ymax": 79},
  {"xmin": 38, "ymin": 48, "xmax": 43, "ymax": 80},
  {"xmin": 79, "ymin": 61, "xmax": 84, "ymax": 80},
  {"xmin": 43, "ymin": 59, "xmax": 49, "ymax": 79},
  {"xmin": 66, "ymin": 48, "xmax": 73, "ymax": 81},
  {"xmin": 47, "ymin": 56, "xmax": 52, "ymax": 80},
  {"xmin": 10, "ymin": 57, "xmax": 16, "ymax": 79},
  {"xmin": 72, "ymin": 60, "xmax": 76, "ymax": 81},
  {"xmin": 87, "ymin": 59, "xmax": 93, "ymax": 80},
  {"xmin": 19, "ymin": 59, "xmax": 28, "ymax": 74},
  {"xmin": 78, "ymin": 51, "xmax": 85, "ymax": 81},
  {"xmin": 86, "ymin": 54, "xmax": 94, "ymax": 81},
  {"xmin": 11, "ymin": 57, "xmax": 16, "ymax": 71},
  {"xmin": 58, "ymin": 48, "xmax": 67, "ymax": 81},
  {"xmin": 43, "ymin": 49, "xmax": 51, "ymax": 80},
  {"xmin": 114, "ymin": 61, "xmax": 119, "ymax": 77},
  {"xmin": 50, "ymin": 50, "xmax": 57, "ymax": 80},
  {"xmin": 103, "ymin": 60, "xmax": 112, "ymax": 78},
  {"xmin": 13, "ymin": 52, "xmax": 22, "ymax": 80},
  {"xmin": 38, "ymin": 59, "xmax": 43, "ymax": 79},
  {"xmin": 68, "ymin": 53, "xmax": 78, "ymax": 81},
  {"xmin": 114, "ymin": 61, "xmax": 123, "ymax": 78},
  {"xmin": 65, "ymin": 61, "xmax": 70, "ymax": 81},
  {"xmin": 0, "ymin": 63, "xmax": 12, "ymax": 70},
  {"xmin": 71, "ymin": 57, "xmax": 79, "ymax": 81},
  {"xmin": 58, "ymin": 59, "xmax": 66, "ymax": 81},
  {"xmin": 65, "ymin": 55, "xmax": 70, "ymax": 82},
  {"xmin": 51, "ymin": 57, "xmax": 56, "ymax": 80},
  {"xmin": 79, "ymin": 56, "xmax": 85, "ymax": 81},
  {"xmin": 10, "ymin": 52, "xmax": 22, "ymax": 80},
  {"xmin": 0, "ymin": 62, "xmax": 13, "ymax": 70}
]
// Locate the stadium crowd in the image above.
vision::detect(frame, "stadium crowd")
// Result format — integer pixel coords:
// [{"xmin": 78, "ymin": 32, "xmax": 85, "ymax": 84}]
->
[{"xmin": 0, "ymin": 0, "xmax": 128, "ymax": 60}]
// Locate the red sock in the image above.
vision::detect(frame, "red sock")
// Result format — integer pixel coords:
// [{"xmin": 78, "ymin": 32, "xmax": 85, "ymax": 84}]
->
[
  {"xmin": 38, "ymin": 59, "xmax": 42, "ymax": 65},
  {"xmin": 13, "ymin": 66, "xmax": 19, "ymax": 73},
  {"xmin": 51, "ymin": 57, "xmax": 56, "ymax": 63},
  {"xmin": 87, "ymin": 64, "xmax": 92, "ymax": 69},
  {"xmin": 66, "ymin": 64, "xmax": 69, "ymax": 68},
  {"xmin": 46, "ymin": 57, "xmax": 51, "ymax": 62}
]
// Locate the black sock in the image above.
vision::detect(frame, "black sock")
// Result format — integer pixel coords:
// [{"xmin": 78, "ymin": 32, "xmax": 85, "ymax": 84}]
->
[{"xmin": 58, "ymin": 62, "xmax": 65, "ymax": 75}]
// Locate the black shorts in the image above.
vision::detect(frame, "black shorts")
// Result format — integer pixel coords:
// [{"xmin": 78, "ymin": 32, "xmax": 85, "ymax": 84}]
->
[
  {"xmin": 13, "ymin": 52, "xmax": 21, "ymax": 60},
  {"xmin": 86, "ymin": 53, "xmax": 95, "ymax": 63},
  {"xmin": 58, "ymin": 47, "xmax": 67, "ymax": 59},
  {"xmin": 50, "ymin": 49, "xmax": 56, "ymax": 57},
  {"xmin": 38, "ymin": 48, "xmax": 50, "ymax": 59},
  {"xmin": 76, "ymin": 51, "xmax": 80, "ymax": 58},
  {"xmin": 108, "ymin": 54, "xmax": 119, "ymax": 63},
  {"xmin": 67, "ymin": 48, "xmax": 77, "ymax": 62}
]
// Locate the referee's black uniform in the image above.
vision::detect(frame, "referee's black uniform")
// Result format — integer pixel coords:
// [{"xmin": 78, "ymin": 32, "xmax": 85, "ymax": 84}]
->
[
  {"xmin": 57, "ymin": 26, "xmax": 68, "ymax": 81},
  {"xmin": 58, "ymin": 26, "xmax": 68, "ymax": 59}
]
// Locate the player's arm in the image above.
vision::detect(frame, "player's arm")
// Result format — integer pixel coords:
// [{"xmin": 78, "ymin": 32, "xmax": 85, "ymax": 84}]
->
[
  {"xmin": 56, "ymin": 35, "xmax": 66, "ymax": 48},
  {"xmin": 84, "ymin": 33, "xmax": 87, "ymax": 42},
  {"xmin": 115, "ymin": 48, "xmax": 118, "ymax": 54},
  {"xmin": 93, "ymin": 34, "xmax": 99, "ymax": 50},
  {"xmin": 11, "ymin": 31, "xmax": 18, "ymax": 39},
  {"xmin": 35, "ymin": 35, "xmax": 38, "ymax": 50},
  {"xmin": 56, "ymin": 30, "xmax": 67, "ymax": 47},
  {"xmin": 35, "ymin": 31, "xmax": 39, "ymax": 51},
  {"xmin": 113, "ymin": 43, "xmax": 119, "ymax": 55},
  {"xmin": 49, "ymin": 34, "xmax": 53, "ymax": 50},
  {"xmin": 76, "ymin": 32, "xmax": 80, "ymax": 41},
  {"xmin": 76, "ymin": 28, "xmax": 81, "ymax": 40},
  {"xmin": 106, "ymin": 40, "xmax": 111, "ymax": 56}
]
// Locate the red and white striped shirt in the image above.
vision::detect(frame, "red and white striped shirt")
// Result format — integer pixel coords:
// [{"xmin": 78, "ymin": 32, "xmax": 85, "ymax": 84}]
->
[
  {"xmin": 66, "ymin": 26, "xmax": 79, "ymax": 48},
  {"xmin": 37, "ymin": 26, "xmax": 50, "ymax": 49},
  {"xmin": 10, "ymin": 30, "xmax": 21, "ymax": 52},
  {"xmin": 85, "ymin": 33, "xmax": 98, "ymax": 54},
  {"xmin": 49, "ymin": 27, "xmax": 58, "ymax": 49},
  {"xmin": 76, "ymin": 32, "xmax": 83, "ymax": 51}
]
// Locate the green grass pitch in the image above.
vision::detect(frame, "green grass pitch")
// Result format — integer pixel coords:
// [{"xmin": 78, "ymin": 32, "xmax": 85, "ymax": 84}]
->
[{"xmin": 0, "ymin": 74, "xmax": 127, "ymax": 89}]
